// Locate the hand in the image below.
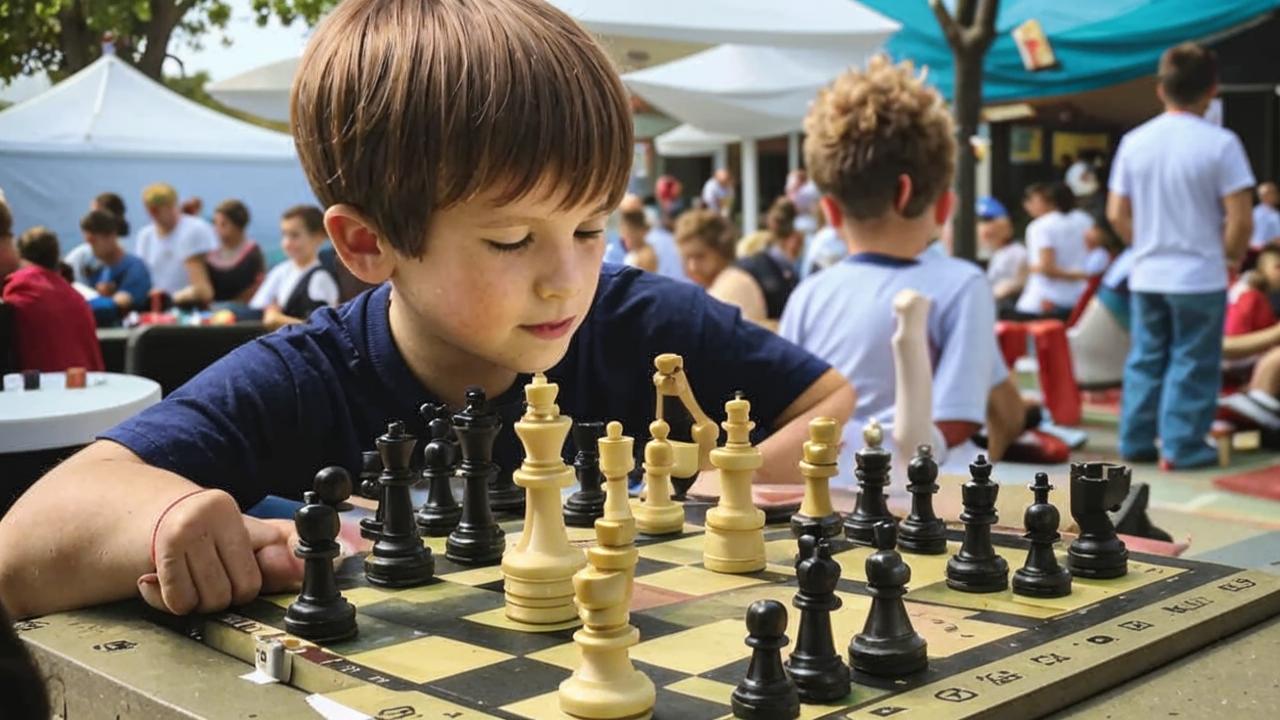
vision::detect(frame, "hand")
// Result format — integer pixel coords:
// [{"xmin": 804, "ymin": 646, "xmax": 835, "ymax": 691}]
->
[
  {"xmin": 96, "ymin": 281, "xmax": 117, "ymax": 296},
  {"xmin": 112, "ymin": 290, "xmax": 133, "ymax": 312},
  {"xmin": 136, "ymin": 490, "xmax": 303, "ymax": 615}
]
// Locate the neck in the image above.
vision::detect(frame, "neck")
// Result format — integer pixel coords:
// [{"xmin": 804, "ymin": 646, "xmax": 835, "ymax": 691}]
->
[
  {"xmin": 222, "ymin": 233, "xmax": 246, "ymax": 251},
  {"xmin": 1166, "ymin": 100, "xmax": 1209, "ymax": 116},
  {"xmin": 99, "ymin": 245, "xmax": 124, "ymax": 265},
  {"xmin": 158, "ymin": 219, "xmax": 178, "ymax": 236},
  {"xmin": 387, "ymin": 285, "xmax": 518, "ymax": 410},
  {"xmin": 292, "ymin": 255, "xmax": 317, "ymax": 269},
  {"xmin": 840, "ymin": 216, "xmax": 933, "ymax": 259}
]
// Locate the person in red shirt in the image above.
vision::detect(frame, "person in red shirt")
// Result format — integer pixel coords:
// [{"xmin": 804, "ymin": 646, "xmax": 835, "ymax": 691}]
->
[
  {"xmin": 2, "ymin": 226, "xmax": 104, "ymax": 372},
  {"xmin": 1225, "ymin": 245, "xmax": 1280, "ymax": 337}
]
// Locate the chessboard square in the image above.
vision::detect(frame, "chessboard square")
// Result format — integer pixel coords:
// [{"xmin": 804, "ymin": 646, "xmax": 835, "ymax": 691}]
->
[
  {"xmin": 906, "ymin": 581, "xmax": 1062, "ymax": 619},
  {"xmin": 639, "ymin": 566, "xmax": 767, "ymax": 597},
  {"xmin": 632, "ymin": 619, "xmax": 750, "ymax": 674},
  {"xmin": 345, "ymin": 635, "xmax": 510, "ymax": 684},
  {"xmin": 667, "ymin": 676, "xmax": 736, "ymax": 706},
  {"xmin": 634, "ymin": 556, "xmax": 683, "ymax": 578},
  {"xmin": 636, "ymin": 533, "xmax": 706, "ymax": 565},
  {"xmin": 441, "ymin": 564, "xmax": 505, "ymax": 587},
  {"xmin": 654, "ymin": 685, "xmax": 733, "ymax": 720},
  {"xmin": 501, "ymin": 689, "xmax": 563, "ymax": 720},
  {"xmin": 526, "ymin": 641, "xmax": 578, "ymax": 671},
  {"xmin": 631, "ymin": 582, "xmax": 695, "ymax": 612},
  {"xmin": 464, "ymin": 606, "xmax": 582, "ymax": 633},
  {"xmin": 632, "ymin": 659, "xmax": 691, "ymax": 687},
  {"xmin": 765, "ymin": 538, "xmax": 797, "ymax": 566},
  {"xmin": 1074, "ymin": 558, "xmax": 1185, "ymax": 594},
  {"xmin": 433, "ymin": 657, "xmax": 572, "ymax": 710}
]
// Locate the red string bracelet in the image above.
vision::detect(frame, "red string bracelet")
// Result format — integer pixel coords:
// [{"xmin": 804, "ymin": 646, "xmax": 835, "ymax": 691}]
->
[{"xmin": 150, "ymin": 489, "xmax": 211, "ymax": 567}]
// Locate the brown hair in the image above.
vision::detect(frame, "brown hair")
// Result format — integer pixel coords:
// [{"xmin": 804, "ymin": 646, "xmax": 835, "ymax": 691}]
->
[
  {"xmin": 0, "ymin": 200, "xmax": 11, "ymax": 239},
  {"xmin": 93, "ymin": 192, "xmax": 129, "ymax": 235},
  {"xmin": 804, "ymin": 55, "xmax": 955, "ymax": 221},
  {"xmin": 619, "ymin": 209, "xmax": 649, "ymax": 232},
  {"xmin": 282, "ymin": 204, "xmax": 325, "ymax": 235},
  {"xmin": 17, "ymin": 226, "xmax": 60, "ymax": 270},
  {"xmin": 291, "ymin": 0, "xmax": 633, "ymax": 258},
  {"xmin": 215, "ymin": 199, "xmax": 251, "ymax": 230},
  {"xmin": 675, "ymin": 209, "xmax": 736, "ymax": 260},
  {"xmin": 1159, "ymin": 43, "xmax": 1218, "ymax": 108},
  {"xmin": 1025, "ymin": 181, "xmax": 1075, "ymax": 213},
  {"xmin": 765, "ymin": 197, "xmax": 798, "ymax": 239},
  {"xmin": 80, "ymin": 209, "xmax": 122, "ymax": 236}
]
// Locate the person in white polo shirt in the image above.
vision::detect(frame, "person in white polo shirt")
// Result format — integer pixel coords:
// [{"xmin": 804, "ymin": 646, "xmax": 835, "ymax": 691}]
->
[
  {"xmin": 132, "ymin": 183, "xmax": 217, "ymax": 306},
  {"xmin": 1015, "ymin": 182, "xmax": 1090, "ymax": 320},
  {"xmin": 1108, "ymin": 43, "xmax": 1255, "ymax": 469}
]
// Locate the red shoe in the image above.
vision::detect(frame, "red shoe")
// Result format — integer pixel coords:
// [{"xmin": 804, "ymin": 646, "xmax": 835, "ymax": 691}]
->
[{"xmin": 1001, "ymin": 429, "xmax": 1070, "ymax": 464}]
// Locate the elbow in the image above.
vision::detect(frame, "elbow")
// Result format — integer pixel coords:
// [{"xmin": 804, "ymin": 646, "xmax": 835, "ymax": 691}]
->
[{"xmin": 829, "ymin": 379, "xmax": 857, "ymax": 426}]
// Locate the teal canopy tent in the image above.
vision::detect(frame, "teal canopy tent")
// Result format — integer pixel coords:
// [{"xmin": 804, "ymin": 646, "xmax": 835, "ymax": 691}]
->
[{"xmin": 859, "ymin": 0, "xmax": 1280, "ymax": 103}]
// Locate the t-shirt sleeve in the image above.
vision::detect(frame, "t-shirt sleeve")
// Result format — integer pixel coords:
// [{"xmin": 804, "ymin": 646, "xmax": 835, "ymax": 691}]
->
[
  {"xmin": 308, "ymin": 269, "xmax": 340, "ymax": 307},
  {"xmin": 98, "ymin": 336, "xmax": 336, "ymax": 508},
  {"xmin": 933, "ymin": 276, "xmax": 1001, "ymax": 423},
  {"xmin": 177, "ymin": 222, "xmax": 218, "ymax": 260},
  {"xmin": 1218, "ymin": 134, "xmax": 1256, "ymax": 197},
  {"xmin": 1109, "ymin": 138, "xmax": 1131, "ymax": 196},
  {"xmin": 120, "ymin": 257, "xmax": 152, "ymax": 307},
  {"xmin": 778, "ymin": 283, "xmax": 807, "ymax": 346}
]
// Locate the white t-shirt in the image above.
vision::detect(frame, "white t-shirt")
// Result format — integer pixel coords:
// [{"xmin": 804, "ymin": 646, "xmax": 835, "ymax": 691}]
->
[
  {"xmin": 1083, "ymin": 247, "xmax": 1111, "ymax": 276},
  {"xmin": 701, "ymin": 178, "xmax": 734, "ymax": 215},
  {"xmin": 250, "ymin": 259, "xmax": 339, "ymax": 311},
  {"xmin": 986, "ymin": 242, "xmax": 1027, "ymax": 288},
  {"xmin": 1251, "ymin": 203, "xmax": 1280, "ymax": 249},
  {"xmin": 780, "ymin": 249, "xmax": 1008, "ymax": 479},
  {"xmin": 1109, "ymin": 112, "xmax": 1256, "ymax": 294},
  {"xmin": 1016, "ymin": 210, "xmax": 1089, "ymax": 313},
  {"xmin": 134, "ymin": 215, "xmax": 218, "ymax": 294}
]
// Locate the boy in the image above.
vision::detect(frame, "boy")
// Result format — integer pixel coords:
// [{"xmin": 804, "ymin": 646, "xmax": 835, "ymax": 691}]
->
[
  {"xmin": 1108, "ymin": 43, "xmax": 1255, "ymax": 468},
  {"xmin": 133, "ymin": 183, "xmax": 217, "ymax": 306},
  {"xmin": 1, "ymin": 227, "xmax": 104, "ymax": 371},
  {"xmin": 779, "ymin": 56, "xmax": 1024, "ymax": 476},
  {"xmin": 81, "ymin": 209, "xmax": 152, "ymax": 327},
  {"xmin": 0, "ymin": 0, "xmax": 851, "ymax": 619},
  {"xmin": 618, "ymin": 208, "xmax": 657, "ymax": 273},
  {"xmin": 976, "ymin": 196, "xmax": 1027, "ymax": 318},
  {"xmin": 249, "ymin": 205, "xmax": 339, "ymax": 329}
]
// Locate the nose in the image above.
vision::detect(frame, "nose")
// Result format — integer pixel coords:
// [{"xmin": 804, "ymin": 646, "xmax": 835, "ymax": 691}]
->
[{"xmin": 534, "ymin": 235, "xmax": 585, "ymax": 302}]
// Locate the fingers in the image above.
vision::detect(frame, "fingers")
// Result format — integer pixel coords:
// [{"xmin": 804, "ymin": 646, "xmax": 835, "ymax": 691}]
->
[
  {"xmin": 244, "ymin": 516, "xmax": 303, "ymax": 595},
  {"xmin": 218, "ymin": 522, "xmax": 263, "ymax": 607},
  {"xmin": 186, "ymin": 541, "xmax": 232, "ymax": 613},
  {"xmin": 154, "ymin": 544, "xmax": 198, "ymax": 615},
  {"xmin": 137, "ymin": 574, "xmax": 165, "ymax": 612}
]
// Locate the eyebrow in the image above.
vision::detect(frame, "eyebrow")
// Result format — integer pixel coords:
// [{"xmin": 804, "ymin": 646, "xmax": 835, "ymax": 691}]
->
[{"xmin": 477, "ymin": 203, "xmax": 614, "ymax": 229}]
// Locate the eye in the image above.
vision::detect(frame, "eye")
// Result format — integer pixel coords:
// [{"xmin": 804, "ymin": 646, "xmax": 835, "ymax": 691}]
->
[
  {"xmin": 486, "ymin": 234, "xmax": 533, "ymax": 253},
  {"xmin": 574, "ymin": 229, "xmax": 605, "ymax": 241}
]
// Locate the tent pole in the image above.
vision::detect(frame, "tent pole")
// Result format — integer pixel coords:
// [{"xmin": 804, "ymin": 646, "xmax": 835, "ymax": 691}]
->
[
  {"xmin": 787, "ymin": 132, "xmax": 801, "ymax": 171},
  {"xmin": 741, "ymin": 138, "xmax": 759, "ymax": 234}
]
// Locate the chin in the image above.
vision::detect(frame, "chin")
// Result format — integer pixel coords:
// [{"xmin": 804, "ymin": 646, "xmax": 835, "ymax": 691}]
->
[{"xmin": 505, "ymin": 339, "xmax": 574, "ymax": 376}]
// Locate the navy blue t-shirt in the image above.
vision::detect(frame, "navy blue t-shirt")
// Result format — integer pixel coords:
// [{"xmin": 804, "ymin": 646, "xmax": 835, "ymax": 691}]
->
[{"xmin": 102, "ymin": 264, "xmax": 830, "ymax": 509}]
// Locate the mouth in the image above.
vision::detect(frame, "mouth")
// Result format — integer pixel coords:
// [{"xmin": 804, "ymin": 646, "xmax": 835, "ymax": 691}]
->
[{"xmin": 521, "ymin": 316, "xmax": 576, "ymax": 340}]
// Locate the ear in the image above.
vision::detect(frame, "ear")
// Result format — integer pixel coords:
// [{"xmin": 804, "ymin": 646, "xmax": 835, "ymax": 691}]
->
[
  {"xmin": 819, "ymin": 195, "xmax": 844, "ymax": 229},
  {"xmin": 325, "ymin": 205, "xmax": 395, "ymax": 285},
  {"xmin": 894, "ymin": 174, "xmax": 914, "ymax": 215},
  {"xmin": 934, "ymin": 189, "xmax": 956, "ymax": 226}
]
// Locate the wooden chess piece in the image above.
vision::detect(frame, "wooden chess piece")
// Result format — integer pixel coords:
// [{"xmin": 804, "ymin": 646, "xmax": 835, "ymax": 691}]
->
[
  {"xmin": 731, "ymin": 599, "xmax": 800, "ymax": 719},
  {"xmin": 313, "ymin": 465, "xmax": 353, "ymax": 512},
  {"xmin": 652, "ymin": 353, "xmax": 720, "ymax": 498},
  {"xmin": 357, "ymin": 450, "xmax": 383, "ymax": 539},
  {"xmin": 501, "ymin": 374, "xmax": 587, "ymax": 624},
  {"xmin": 843, "ymin": 420, "xmax": 896, "ymax": 546},
  {"xmin": 786, "ymin": 534, "xmax": 851, "ymax": 702},
  {"xmin": 790, "ymin": 417, "xmax": 843, "ymax": 539},
  {"xmin": 1067, "ymin": 462, "xmax": 1129, "ymax": 579},
  {"xmin": 285, "ymin": 485, "xmax": 357, "ymax": 643},
  {"xmin": 891, "ymin": 289, "xmax": 937, "ymax": 476},
  {"xmin": 416, "ymin": 414, "xmax": 462, "ymax": 537},
  {"xmin": 703, "ymin": 394, "xmax": 766, "ymax": 574},
  {"xmin": 445, "ymin": 388, "xmax": 507, "ymax": 566},
  {"xmin": 945, "ymin": 455, "xmax": 1009, "ymax": 593},
  {"xmin": 364, "ymin": 421, "xmax": 434, "ymax": 587},
  {"xmin": 897, "ymin": 445, "xmax": 947, "ymax": 554},
  {"xmin": 1013, "ymin": 473, "xmax": 1073, "ymax": 598},
  {"xmin": 563, "ymin": 421, "xmax": 607, "ymax": 527},
  {"xmin": 632, "ymin": 420, "xmax": 686, "ymax": 536},
  {"xmin": 849, "ymin": 521, "xmax": 928, "ymax": 678},
  {"xmin": 558, "ymin": 424, "xmax": 654, "ymax": 720}
]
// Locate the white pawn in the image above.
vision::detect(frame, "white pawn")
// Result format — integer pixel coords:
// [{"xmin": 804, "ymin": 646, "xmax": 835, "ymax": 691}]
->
[
  {"xmin": 703, "ymin": 394, "xmax": 766, "ymax": 574},
  {"xmin": 632, "ymin": 420, "xmax": 685, "ymax": 536},
  {"xmin": 501, "ymin": 374, "xmax": 586, "ymax": 625}
]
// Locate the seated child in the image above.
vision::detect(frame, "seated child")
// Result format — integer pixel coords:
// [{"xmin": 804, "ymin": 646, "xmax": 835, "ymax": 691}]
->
[
  {"xmin": 207, "ymin": 199, "xmax": 267, "ymax": 304},
  {"xmin": 1226, "ymin": 246, "xmax": 1280, "ymax": 338},
  {"xmin": 65, "ymin": 192, "xmax": 130, "ymax": 285},
  {"xmin": 2, "ymin": 226, "xmax": 104, "ymax": 371},
  {"xmin": 249, "ymin": 205, "xmax": 339, "ymax": 329},
  {"xmin": 1015, "ymin": 182, "xmax": 1090, "ymax": 320},
  {"xmin": 976, "ymin": 196, "xmax": 1027, "ymax": 318},
  {"xmin": 780, "ymin": 55, "xmax": 1025, "ymax": 474},
  {"xmin": 618, "ymin": 208, "xmax": 657, "ymax": 272},
  {"xmin": 0, "ymin": 0, "xmax": 852, "ymax": 619},
  {"xmin": 81, "ymin": 209, "xmax": 152, "ymax": 327}
]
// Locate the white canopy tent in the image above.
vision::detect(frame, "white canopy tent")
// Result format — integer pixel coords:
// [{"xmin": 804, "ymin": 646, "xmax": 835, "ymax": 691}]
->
[
  {"xmin": 654, "ymin": 124, "xmax": 738, "ymax": 158},
  {"xmin": 0, "ymin": 55, "xmax": 314, "ymax": 257},
  {"xmin": 206, "ymin": 57, "xmax": 299, "ymax": 124}
]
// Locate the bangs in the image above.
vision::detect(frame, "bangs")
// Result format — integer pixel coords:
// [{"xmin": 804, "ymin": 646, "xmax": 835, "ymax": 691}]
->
[{"xmin": 292, "ymin": 0, "xmax": 633, "ymax": 257}]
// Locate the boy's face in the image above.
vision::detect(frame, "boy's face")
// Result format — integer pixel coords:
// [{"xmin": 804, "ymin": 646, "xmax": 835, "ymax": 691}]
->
[
  {"xmin": 83, "ymin": 230, "xmax": 118, "ymax": 261},
  {"xmin": 977, "ymin": 218, "xmax": 1008, "ymax": 249},
  {"xmin": 213, "ymin": 213, "xmax": 240, "ymax": 244},
  {"xmin": 1259, "ymin": 253, "xmax": 1280, "ymax": 290},
  {"xmin": 679, "ymin": 239, "xmax": 728, "ymax": 288},
  {"xmin": 620, "ymin": 223, "xmax": 647, "ymax": 250},
  {"xmin": 147, "ymin": 202, "xmax": 179, "ymax": 232},
  {"xmin": 281, "ymin": 217, "xmax": 321, "ymax": 265},
  {"xmin": 388, "ymin": 191, "xmax": 610, "ymax": 375},
  {"xmin": 1023, "ymin": 193, "xmax": 1051, "ymax": 218}
]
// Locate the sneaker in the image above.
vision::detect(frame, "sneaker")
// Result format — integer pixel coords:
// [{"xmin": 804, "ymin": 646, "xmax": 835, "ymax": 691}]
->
[{"xmin": 1219, "ymin": 393, "xmax": 1280, "ymax": 431}]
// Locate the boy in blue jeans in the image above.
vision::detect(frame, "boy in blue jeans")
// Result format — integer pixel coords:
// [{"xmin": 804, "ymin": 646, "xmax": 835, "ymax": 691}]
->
[
  {"xmin": 1108, "ymin": 43, "xmax": 1255, "ymax": 468},
  {"xmin": 0, "ymin": 0, "xmax": 852, "ymax": 619}
]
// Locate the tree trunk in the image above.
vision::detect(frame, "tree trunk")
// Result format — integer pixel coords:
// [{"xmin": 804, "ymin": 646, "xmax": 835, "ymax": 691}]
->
[
  {"xmin": 57, "ymin": 2, "xmax": 96, "ymax": 75},
  {"xmin": 135, "ymin": 0, "xmax": 185, "ymax": 80},
  {"xmin": 951, "ymin": 49, "xmax": 985, "ymax": 263}
]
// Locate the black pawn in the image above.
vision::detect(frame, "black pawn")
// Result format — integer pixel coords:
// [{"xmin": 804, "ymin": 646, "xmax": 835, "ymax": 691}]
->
[
  {"xmin": 446, "ymin": 388, "xmax": 507, "ymax": 566},
  {"xmin": 1013, "ymin": 473, "xmax": 1072, "ymax": 598},
  {"xmin": 285, "ymin": 489, "xmax": 357, "ymax": 642},
  {"xmin": 785, "ymin": 535, "xmax": 850, "ymax": 703},
  {"xmin": 563, "ymin": 421, "xmax": 607, "ymax": 527},
  {"xmin": 357, "ymin": 450, "xmax": 383, "ymax": 541},
  {"xmin": 945, "ymin": 455, "xmax": 1009, "ymax": 593},
  {"xmin": 732, "ymin": 600, "xmax": 800, "ymax": 720},
  {"xmin": 364, "ymin": 421, "xmax": 435, "ymax": 587},
  {"xmin": 849, "ymin": 522, "xmax": 928, "ymax": 677},
  {"xmin": 313, "ymin": 465, "xmax": 353, "ymax": 512},
  {"xmin": 897, "ymin": 445, "xmax": 947, "ymax": 555},
  {"xmin": 843, "ymin": 422, "xmax": 895, "ymax": 546},
  {"xmin": 1067, "ymin": 462, "xmax": 1130, "ymax": 579},
  {"xmin": 416, "ymin": 411, "xmax": 462, "ymax": 537}
]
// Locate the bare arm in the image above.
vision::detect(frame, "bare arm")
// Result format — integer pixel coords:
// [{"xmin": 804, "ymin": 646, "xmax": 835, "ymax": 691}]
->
[
  {"xmin": 756, "ymin": 368, "xmax": 856, "ymax": 484},
  {"xmin": 173, "ymin": 256, "xmax": 214, "ymax": 305},
  {"xmin": 1223, "ymin": 322, "xmax": 1280, "ymax": 360},
  {"xmin": 1107, "ymin": 193, "xmax": 1133, "ymax": 245},
  {"xmin": 993, "ymin": 262, "xmax": 1028, "ymax": 301},
  {"xmin": 1223, "ymin": 189, "xmax": 1254, "ymax": 267},
  {"xmin": 1029, "ymin": 247, "xmax": 1089, "ymax": 282}
]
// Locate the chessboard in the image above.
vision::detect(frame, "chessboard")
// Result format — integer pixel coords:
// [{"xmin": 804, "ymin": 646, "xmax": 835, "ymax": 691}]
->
[{"xmin": 156, "ymin": 503, "xmax": 1280, "ymax": 720}]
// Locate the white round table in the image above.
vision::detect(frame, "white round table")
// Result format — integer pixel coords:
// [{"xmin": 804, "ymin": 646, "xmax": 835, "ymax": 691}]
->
[{"xmin": 0, "ymin": 372, "xmax": 161, "ymax": 453}]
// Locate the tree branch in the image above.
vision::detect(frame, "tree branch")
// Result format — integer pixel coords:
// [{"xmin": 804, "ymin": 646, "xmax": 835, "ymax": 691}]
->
[
  {"xmin": 956, "ymin": 0, "xmax": 978, "ymax": 26},
  {"xmin": 929, "ymin": 0, "xmax": 963, "ymax": 51},
  {"xmin": 977, "ymin": 0, "xmax": 999, "ymax": 33}
]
